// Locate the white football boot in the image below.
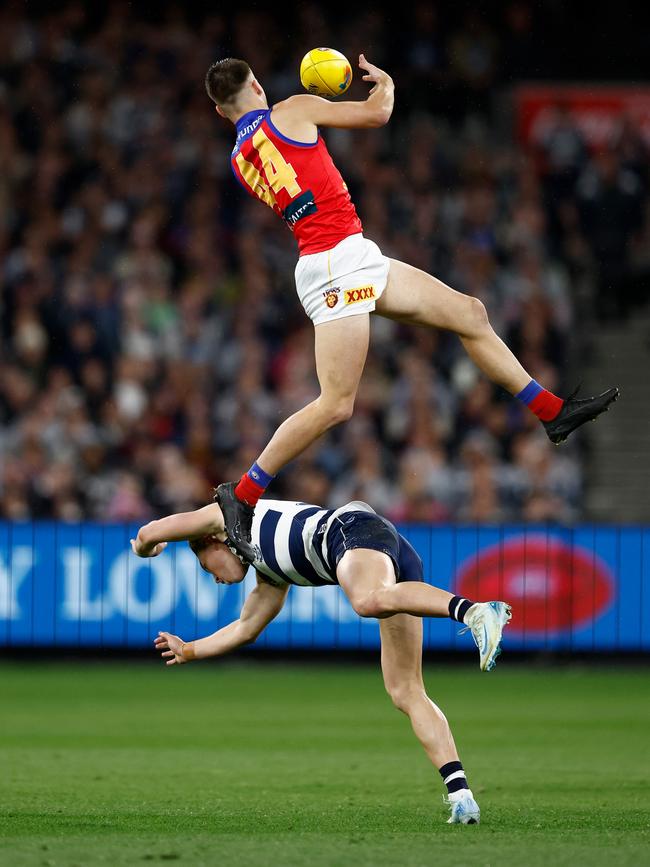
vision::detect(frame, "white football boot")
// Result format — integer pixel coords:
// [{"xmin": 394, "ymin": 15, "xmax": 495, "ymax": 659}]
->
[
  {"xmin": 460, "ymin": 601, "xmax": 512, "ymax": 671},
  {"xmin": 444, "ymin": 791, "xmax": 481, "ymax": 824}
]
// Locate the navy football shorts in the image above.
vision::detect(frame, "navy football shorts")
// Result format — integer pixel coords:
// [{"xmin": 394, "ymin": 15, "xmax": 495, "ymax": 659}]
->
[{"xmin": 326, "ymin": 511, "xmax": 424, "ymax": 583}]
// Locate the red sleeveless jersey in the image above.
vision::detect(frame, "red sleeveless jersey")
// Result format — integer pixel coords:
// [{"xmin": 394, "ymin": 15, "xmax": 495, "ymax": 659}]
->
[{"xmin": 230, "ymin": 109, "xmax": 363, "ymax": 255}]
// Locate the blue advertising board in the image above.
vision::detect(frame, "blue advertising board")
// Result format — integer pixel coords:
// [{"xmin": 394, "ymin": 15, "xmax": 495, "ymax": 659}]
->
[{"xmin": 0, "ymin": 521, "xmax": 648, "ymax": 651}]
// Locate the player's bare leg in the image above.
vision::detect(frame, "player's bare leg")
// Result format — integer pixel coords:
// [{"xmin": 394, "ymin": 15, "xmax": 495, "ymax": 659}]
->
[
  {"xmin": 256, "ymin": 314, "xmax": 370, "ymax": 474},
  {"xmin": 338, "ymin": 551, "xmax": 458, "ymax": 764},
  {"xmin": 339, "ymin": 550, "xmax": 488, "ymax": 822},
  {"xmin": 376, "ymin": 259, "xmax": 619, "ymax": 439},
  {"xmin": 338, "ymin": 546, "xmax": 511, "ymax": 670},
  {"xmin": 215, "ymin": 315, "xmax": 369, "ymax": 561},
  {"xmin": 379, "ymin": 612, "xmax": 480, "ymax": 823},
  {"xmin": 337, "ymin": 549, "xmax": 454, "ymax": 620},
  {"xmin": 379, "ymin": 612, "xmax": 461, "ymax": 769}
]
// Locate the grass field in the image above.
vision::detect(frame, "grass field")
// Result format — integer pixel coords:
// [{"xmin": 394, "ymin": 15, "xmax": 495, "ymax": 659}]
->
[{"xmin": 1, "ymin": 658, "xmax": 648, "ymax": 866}]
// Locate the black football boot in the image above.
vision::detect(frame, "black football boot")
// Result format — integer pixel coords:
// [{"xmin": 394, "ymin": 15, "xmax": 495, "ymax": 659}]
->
[
  {"xmin": 213, "ymin": 482, "xmax": 258, "ymax": 564},
  {"xmin": 543, "ymin": 386, "xmax": 620, "ymax": 445}
]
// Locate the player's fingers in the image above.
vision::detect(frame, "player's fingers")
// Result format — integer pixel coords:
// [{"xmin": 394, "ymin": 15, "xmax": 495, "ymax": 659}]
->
[
  {"xmin": 166, "ymin": 658, "xmax": 176, "ymax": 666},
  {"xmin": 162, "ymin": 650, "xmax": 174, "ymax": 658}
]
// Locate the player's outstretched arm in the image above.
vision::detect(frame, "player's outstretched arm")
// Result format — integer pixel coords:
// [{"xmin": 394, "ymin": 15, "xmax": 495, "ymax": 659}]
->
[
  {"xmin": 154, "ymin": 575, "xmax": 289, "ymax": 665},
  {"xmin": 274, "ymin": 54, "xmax": 394, "ymax": 130},
  {"xmin": 131, "ymin": 504, "xmax": 224, "ymax": 557}
]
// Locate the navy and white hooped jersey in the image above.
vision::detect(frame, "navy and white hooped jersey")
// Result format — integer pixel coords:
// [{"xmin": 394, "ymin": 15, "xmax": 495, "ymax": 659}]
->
[{"xmin": 250, "ymin": 499, "xmax": 375, "ymax": 587}]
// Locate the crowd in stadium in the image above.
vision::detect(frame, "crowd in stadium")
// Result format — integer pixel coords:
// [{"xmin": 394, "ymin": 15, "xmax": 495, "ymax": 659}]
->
[{"xmin": 1, "ymin": 2, "xmax": 648, "ymax": 525}]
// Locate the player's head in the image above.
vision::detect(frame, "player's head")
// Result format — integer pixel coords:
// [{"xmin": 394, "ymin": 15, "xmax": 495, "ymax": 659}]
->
[
  {"xmin": 188, "ymin": 500, "xmax": 247, "ymax": 584},
  {"xmin": 189, "ymin": 532, "xmax": 248, "ymax": 584},
  {"xmin": 205, "ymin": 58, "xmax": 267, "ymax": 120}
]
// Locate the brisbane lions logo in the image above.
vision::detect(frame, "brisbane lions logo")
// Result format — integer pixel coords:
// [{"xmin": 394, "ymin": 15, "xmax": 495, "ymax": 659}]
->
[{"xmin": 323, "ymin": 287, "xmax": 340, "ymax": 308}]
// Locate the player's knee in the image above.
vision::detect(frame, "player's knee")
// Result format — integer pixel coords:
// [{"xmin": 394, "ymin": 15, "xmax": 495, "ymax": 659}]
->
[
  {"xmin": 465, "ymin": 295, "xmax": 490, "ymax": 335},
  {"xmin": 351, "ymin": 591, "xmax": 386, "ymax": 619},
  {"xmin": 323, "ymin": 395, "xmax": 355, "ymax": 427},
  {"xmin": 351, "ymin": 595, "xmax": 379, "ymax": 619},
  {"xmin": 386, "ymin": 682, "xmax": 425, "ymax": 715}
]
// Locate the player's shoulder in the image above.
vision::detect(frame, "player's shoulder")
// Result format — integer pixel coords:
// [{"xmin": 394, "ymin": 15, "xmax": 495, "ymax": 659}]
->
[
  {"xmin": 271, "ymin": 93, "xmax": 331, "ymax": 124},
  {"xmin": 273, "ymin": 93, "xmax": 326, "ymax": 112}
]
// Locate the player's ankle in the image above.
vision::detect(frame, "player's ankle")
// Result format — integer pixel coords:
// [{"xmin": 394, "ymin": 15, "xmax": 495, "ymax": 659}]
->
[
  {"xmin": 439, "ymin": 760, "xmax": 471, "ymax": 799},
  {"xmin": 448, "ymin": 595, "xmax": 476, "ymax": 624},
  {"xmin": 515, "ymin": 379, "xmax": 563, "ymax": 421},
  {"xmin": 234, "ymin": 462, "xmax": 275, "ymax": 506}
]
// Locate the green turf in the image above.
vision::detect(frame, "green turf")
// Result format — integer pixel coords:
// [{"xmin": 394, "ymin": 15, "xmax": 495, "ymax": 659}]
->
[{"xmin": 0, "ymin": 659, "xmax": 648, "ymax": 866}]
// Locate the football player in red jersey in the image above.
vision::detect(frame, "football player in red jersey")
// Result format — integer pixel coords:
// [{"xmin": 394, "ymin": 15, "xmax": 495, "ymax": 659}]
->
[{"xmin": 205, "ymin": 55, "xmax": 618, "ymax": 563}]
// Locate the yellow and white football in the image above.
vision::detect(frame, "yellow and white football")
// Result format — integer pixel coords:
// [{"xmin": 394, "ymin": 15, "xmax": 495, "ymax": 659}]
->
[{"xmin": 299, "ymin": 47, "xmax": 352, "ymax": 98}]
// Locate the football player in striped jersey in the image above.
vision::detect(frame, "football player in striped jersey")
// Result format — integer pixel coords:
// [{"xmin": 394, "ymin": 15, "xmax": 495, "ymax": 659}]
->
[{"xmin": 132, "ymin": 495, "xmax": 512, "ymax": 825}]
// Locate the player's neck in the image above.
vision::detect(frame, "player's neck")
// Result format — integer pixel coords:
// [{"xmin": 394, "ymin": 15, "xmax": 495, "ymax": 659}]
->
[{"xmin": 231, "ymin": 99, "xmax": 268, "ymax": 125}]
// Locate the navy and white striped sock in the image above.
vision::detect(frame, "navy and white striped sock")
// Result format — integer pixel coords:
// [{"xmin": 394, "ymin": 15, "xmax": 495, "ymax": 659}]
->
[
  {"xmin": 439, "ymin": 760, "xmax": 470, "ymax": 796},
  {"xmin": 448, "ymin": 595, "xmax": 476, "ymax": 624}
]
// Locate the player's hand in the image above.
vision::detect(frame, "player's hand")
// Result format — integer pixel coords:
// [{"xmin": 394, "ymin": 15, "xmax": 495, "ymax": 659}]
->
[
  {"xmin": 130, "ymin": 536, "xmax": 168, "ymax": 558},
  {"xmin": 358, "ymin": 54, "xmax": 391, "ymax": 94},
  {"xmin": 154, "ymin": 631, "xmax": 189, "ymax": 665}
]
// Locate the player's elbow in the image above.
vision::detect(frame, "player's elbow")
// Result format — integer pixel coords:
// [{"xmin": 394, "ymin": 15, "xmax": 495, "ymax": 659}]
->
[
  {"xmin": 137, "ymin": 522, "xmax": 156, "ymax": 546},
  {"xmin": 366, "ymin": 107, "xmax": 392, "ymax": 128},
  {"xmin": 238, "ymin": 612, "xmax": 278, "ymax": 645},
  {"xmin": 238, "ymin": 623, "xmax": 262, "ymax": 645}
]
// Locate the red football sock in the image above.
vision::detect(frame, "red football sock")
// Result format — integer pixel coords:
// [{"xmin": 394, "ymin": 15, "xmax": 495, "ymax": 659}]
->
[
  {"xmin": 528, "ymin": 389, "xmax": 564, "ymax": 422},
  {"xmin": 516, "ymin": 379, "xmax": 564, "ymax": 422},
  {"xmin": 234, "ymin": 473, "xmax": 265, "ymax": 506}
]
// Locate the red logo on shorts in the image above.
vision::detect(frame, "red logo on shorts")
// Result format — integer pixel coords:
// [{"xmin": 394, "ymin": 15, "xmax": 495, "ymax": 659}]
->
[
  {"xmin": 344, "ymin": 285, "xmax": 375, "ymax": 305},
  {"xmin": 323, "ymin": 287, "xmax": 340, "ymax": 308},
  {"xmin": 454, "ymin": 536, "xmax": 614, "ymax": 633}
]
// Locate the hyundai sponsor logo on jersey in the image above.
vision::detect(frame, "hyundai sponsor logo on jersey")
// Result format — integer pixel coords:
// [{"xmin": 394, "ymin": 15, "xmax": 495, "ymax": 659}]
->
[
  {"xmin": 0, "ymin": 522, "xmax": 647, "ymax": 650},
  {"xmin": 232, "ymin": 111, "xmax": 266, "ymax": 154}
]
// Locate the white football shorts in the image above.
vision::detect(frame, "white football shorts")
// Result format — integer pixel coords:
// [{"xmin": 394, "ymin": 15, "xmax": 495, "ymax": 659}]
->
[{"xmin": 294, "ymin": 233, "xmax": 390, "ymax": 326}]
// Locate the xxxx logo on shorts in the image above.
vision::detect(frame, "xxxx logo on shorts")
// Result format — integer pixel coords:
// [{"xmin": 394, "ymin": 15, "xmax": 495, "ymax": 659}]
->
[
  {"xmin": 323, "ymin": 287, "xmax": 340, "ymax": 308},
  {"xmin": 344, "ymin": 285, "xmax": 375, "ymax": 305}
]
